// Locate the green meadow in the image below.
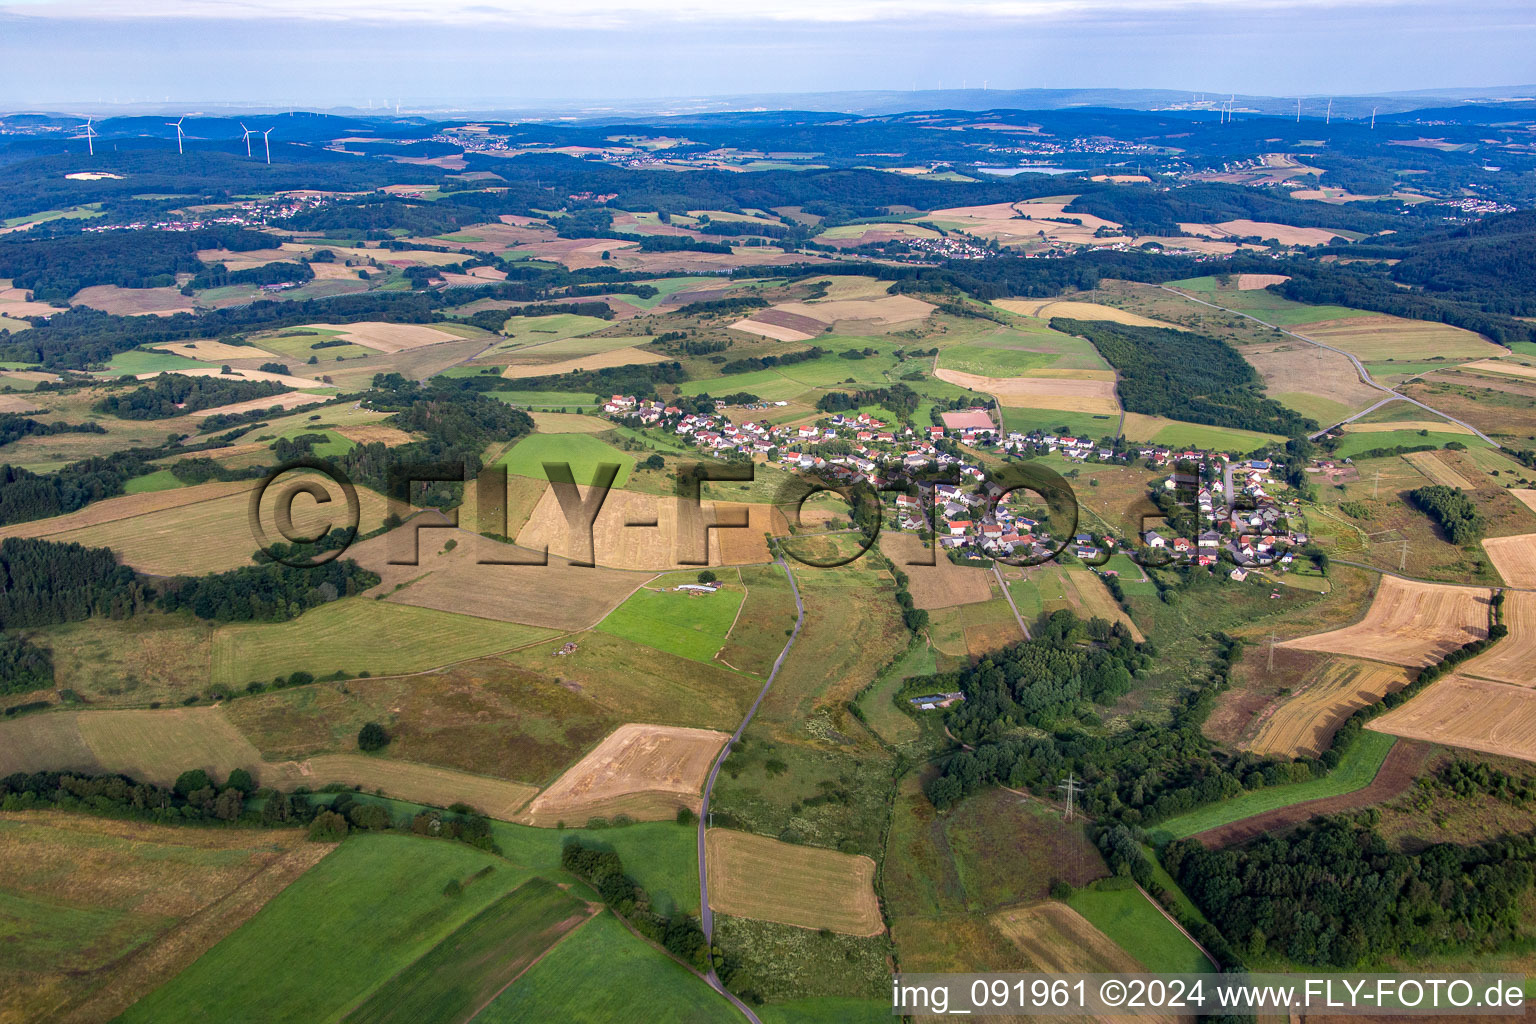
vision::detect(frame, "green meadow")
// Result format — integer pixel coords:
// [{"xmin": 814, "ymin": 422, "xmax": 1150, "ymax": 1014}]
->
[{"xmin": 596, "ymin": 575, "xmax": 746, "ymax": 664}]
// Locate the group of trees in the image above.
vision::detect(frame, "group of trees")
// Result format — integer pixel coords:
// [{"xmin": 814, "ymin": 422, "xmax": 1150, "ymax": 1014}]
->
[
  {"xmin": 815, "ymin": 382, "xmax": 920, "ymax": 421},
  {"xmin": 1053, "ymin": 318, "xmax": 1316, "ymax": 437},
  {"xmin": 93, "ymin": 373, "xmax": 290, "ymax": 419},
  {"xmin": 0, "ymin": 413, "xmax": 105, "ymax": 448},
  {"xmin": 560, "ymin": 839, "xmax": 709, "ymax": 969},
  {"xmin": 1408, "ymin": 484, "xmax": 1484, "ymax": 544},
  {"xmin": 0, "ymin": 449, "xmax": 168, "ymax": 528},
  {"xmin": 188, "ymin": 260, "xmax": 314, "ymax": 291},
  {"xmin": 158, "ymin": 556, "xmax": 380, "ymax": 623},
  {"xmin": 0, "ymin": 632, "xmax": 51, "ymax": 695},
  {"xmin": 719, "ymin": 346, "xmax": 826, "ymax": 376},
  {"xmin": 0, "ymin": 225, "xmax": 273, "ymax": 302}
]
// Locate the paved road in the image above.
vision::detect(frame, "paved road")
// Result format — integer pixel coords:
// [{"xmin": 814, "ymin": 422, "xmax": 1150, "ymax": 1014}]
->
[
  {"xmin": 696, "ymin": 556, "xmax": 806, "ymax": 1023},
  {"xmin": 1160, "ymin": 286, "xmax": 1501, "ymax": 447},
  {"xmin": 992, "ymin": 564, "xmax": 1032, "ymax": 640}
]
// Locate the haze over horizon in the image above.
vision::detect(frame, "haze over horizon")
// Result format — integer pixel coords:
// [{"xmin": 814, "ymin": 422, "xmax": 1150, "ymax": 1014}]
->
[{"xmin": 2, "ymin": 0, "xmax": 1533, "ymax": 108}]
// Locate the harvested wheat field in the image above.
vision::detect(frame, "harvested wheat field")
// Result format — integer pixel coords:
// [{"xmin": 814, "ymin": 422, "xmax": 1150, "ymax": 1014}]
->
[
  {"xmin": 1237, "ymin": 274, "xmax": 1291, "ymax": 290},
  {"xmin": 705, "ymin": 829, "xmax": 882, "ymax": 936},
  {"xmin": 0, "ymin": 476, "xmax": 389, "ymax": 576},
  {"xmin": 0, "ymin": 394, "xmax": 44, "ymax": 413},
  {"xmin": 935, "ymin": 367, "xmax": 1119, "ymax": 413},
  {"xmin": 500, "ymin": 346, "xmax": 666, "ymax": 380},
  {"xmin": 71, "ymin": 285, "xmax": 195, "ymax": 316},
  {"xmin": 0, "ymin": 707, "xmax": 268, "ymax": 784},
  {"xmin": 516, "ymin": 486, "xmax": 780, "ymax": 569},
  {"xmin": 1248, "ymin": 658, "xmax": 1412, "ymax": 758},
  {"xmin": 1370, "ymin": 676, "xmax": 1536, "ymax": 764},
  {"xmin": 154, "ymin": 340, "xmax": 273, "ymax": 362},
  {"xmin": 189, "ymin": 390, "xmax": 330, "ymax": 419},
  {"xmin": 1510, "ymin": 490, "xmax": 1536, "ymax": 516},
  {"xmin": 257, "ymin": 755, "xmax": 538, "ymax": 819},
  {"xmin": 1401, "ymin": 450, "xmax": 1477, "ymax": 489},
  {"xmin": 0, "ymin": 811, "xmax": 331, "ymax": 1024},
  {"xmin": 1482, "ymin": 534, "xmax": 1536, "ymax": 590},
  {"xmin": 301, "ymin": 321, "xmax": 463, "ymax": 353},
  {"xmin": 879, "ymin": 532, "xmax": 992, "ymax": 609},
  {"xmin": 1279, "ymin": 575, "xmax": 1491, "ymax": 667},
  {"xmin": 1458, "ymin": 590, "xmax": 1536, "ymax": 686},
  {"xmin": 346, "ymin": 525, "xmax": 647, "ymax": 629},
  {"xmin": 1241, "ymin": 341, "xmax": 1381, "ymax": 420},
  {"xmin": 1350, "ymin": 420, "xmax": 1475, "ymax": 435},
  {"xmin": 728, "ymin": 317, "xmax": 817, "ymax": 343},
  {"xmin": 1292, "ymin": 316, "xmax": 1503, "ymax": 362},
  {"xmin": 992, "ymin": 902, "xmax": 1142, "ymax": 972},
  {"xmin": 520, "ymin": 723, "xmax": 728, "ymax": 826},
  {"xmin": 1456, "ymin": 359, "xmax": 1536, "ymax": 381},
  {"xmin": 1064, "ymin": 569, "xmax": 1144, "ymax": 642},
  {"xmin": 992, "ymin": 298, "xmax": 1184, "ymax": 330},
  {"xmin": 928, "ymin": 201, "xmax": 1125, "ymax": 246},
  {"xmin": 0, "ymin": 279, "xmax": 60, "ymax": 317},
  {"xmin": 769, "ymin": 294, "xmax": 934, "ymax": 327}
]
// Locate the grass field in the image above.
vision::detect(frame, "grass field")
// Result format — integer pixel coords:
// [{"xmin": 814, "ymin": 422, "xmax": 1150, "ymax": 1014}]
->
[
  {"xmin": 474, "ymin": 910, "xmax": 735, "ymax": 1023},
  {"xmin": 497, "ymin": 431, "xmax": 635, "ymax": 487},
  {"xmin": 211, "ymin": 599, "xmax": 557, "ymax": 685},
  {"xmin": 1164, "ymin": 277, "xmax": 1374, "ymax": 326},
  {"xmin": 705, "ymin": 829, "xmax": 882, "ymax": 936},
  {"xmin": 1119, "ymin": 412, "xmax": 1285, "ymax": 452},
  {"xmin": 1331, "ymin": 429, "xmax": 1491, "ymax": 459},
  {"xmin": 1066, "ymin": 879, "xmax": 1213, "ymax": 974},
  {"xmin": 117, "ymin": 834, "xmax": 537, "ymax": 1024},
  {"xmin": 1151, "ymin": 730, "xmax": 1398, "ymax": 840},
  {"xmin": 0, "ymin": 812, "xmax": 327, "ymax": 1024},
  {"xmin": 259, "ymin": 755, "xmax": 539, "ymax": 820},
  {"xmin": 0, "ymin": 707, "xmax": 266, "ymax": 783},
  {"xmin": 595, "ymin": 576, "xmax": 746, "ymax": 663},
  {"xmin": 490, "ymin": 818, "xmax": 701, "ymax": 916},
  {"xmin": 343, "ymin": 877, "xmax": 594, "ymax": 1024},
  {"xmin": 992, "ymin": 901, "xmax": 1141, "ymax": 972}
]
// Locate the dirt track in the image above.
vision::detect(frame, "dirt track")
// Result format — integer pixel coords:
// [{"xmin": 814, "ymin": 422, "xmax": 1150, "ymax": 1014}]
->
[{"xmin": 1189, "ymin": 739, "xmax": 1432, "ymax": 848}]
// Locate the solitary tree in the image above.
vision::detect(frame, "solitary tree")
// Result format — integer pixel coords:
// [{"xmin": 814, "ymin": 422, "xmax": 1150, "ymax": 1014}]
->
[{"xmin": 357, "ymin": 722, "xmax": 390, "ymax": 752}]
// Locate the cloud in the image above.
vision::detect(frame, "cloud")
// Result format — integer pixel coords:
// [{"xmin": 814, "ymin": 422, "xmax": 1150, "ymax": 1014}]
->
[{"xmin": 0, "ymin": 0, "xmax": 1433, "ymax": 27}]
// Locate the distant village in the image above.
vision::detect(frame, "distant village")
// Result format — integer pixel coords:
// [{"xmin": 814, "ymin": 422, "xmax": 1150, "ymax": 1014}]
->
[{"xmin": 601, "ymin": 395, "xmax": 1311, "ymax": 576}]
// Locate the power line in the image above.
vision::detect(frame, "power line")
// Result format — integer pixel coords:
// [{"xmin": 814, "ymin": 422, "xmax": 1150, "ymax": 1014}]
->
[{"xmin": 1058, "ymin": 773, "xmax": 1084, "ymax": 822}]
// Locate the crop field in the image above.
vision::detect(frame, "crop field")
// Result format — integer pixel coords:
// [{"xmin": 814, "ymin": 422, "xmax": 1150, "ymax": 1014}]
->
[
  {"xmin": 188, "ymin": 390, "xmax": 331, "ymax": 419},
  {"xmin": 155, "ymin": 339, "xmax": 276, "ymax": 362},
  {"xmin": 761, "ymin": 294, "xmax": 933, "ymax": 328},
  {"xmin": 343, "ymin": 877, "xmax": 595, "ymax": 1024},
  {"xmin": 704, "ymin": 829, "xmax": 883, "ymax": 936},
  {"xmin": 302, "ymin": 321, "xmax": 467, "ymax": 352},
  {"xmin": 878, "ymin": 532, "xmax": 992, "ymax": 609},
  {"xmin": 1153, "ymin": 729, "xmax": 1398, "ymax": 840},
  {"xmin": 595, "ymin": 575, "xmax": 746, "ymax": 662},
  {"xmin": 1513, "ymin": 490, "xmax": 1536, "ymax": 516},
  {"xmin": 212, "ymin": 599, "xmax": 557, "ymax": 685},
  {"xmin": 517, "ymin": 485, "xmax": 779, "ymax": 569},
  {"xmin": 499, "ymin": 345, "xmax": 668, "ymax": 379},
  {"xmin": 0, "ymin": 812, "xmax": 329, "ymax": 1024},
  {"xmin": 116, "ymin": 834, "xmax": 536, "ymax": 1024},
  {"xmin": 1247, "ymin": 658, "xmax": 1411, "ymax": 757},
  {"xmin": 1481, "ymin": 533, "xmax": 1536, "ymax": 589},
  {"xmin": 1458, "ymin": 591, "xmax": 1536, "ymax": 687},
  {"xmin": 1278, "ymin": 575, "xmax": 1491, "ymax": 667},
  {"xmin": 992, "ymin": 298, "xmax": 1184, "ymax": 330},
  {"xmin": 991, "ymin": 902, "xmax": 1143, "ymax": 973},
  {"xmin": 1066, "ymin": 881, "xmax": 1213, "ymax": 974},
  {"xmin": 1184, "ymin": 218, "xmax": 1347, "ymax": 246},
  {"xmin": 926, "ymin": 200, "xmax": 1125, "ymax": 246},
  {"xmin": 259, "ymin": 755, "xmax": 539, "ymax": 820},
  {"xmin": 934, "ymin": 367, "xmax": 1120, "ymax": 413},
  {"xmin": 1164, "ymin": 276, "xmax": 1372, "ymax": 325},
  {"xmin": 345, "ymin": 526, "xmax": 645, "ymax": 630},
  {"xmin": 528, "ymin": 411, "xmax": 612, "ymax": 433},
  {"xmin": 1455, "ymin": 358, "xmax": 1536, "ymax": 381},
  {"xmin": 1119, "ymin": 413, "xmax": 1283, "ymax": 452},
  {"xmin": 1398, "ymin": 450, "xmax": 1477, "ymax": 488},
  {"xmin": 519, "ymin": 722, "xmax": 729, "ymax": 826},
  {"xmin": 474, "ymin": 910, "xmax": 735, "ymax": 1023},
  {"xmin": 1293, "ymin": 315, "xmax": 1505, "ymax": 362},
  {"xmin": 252, "ymin": 328, "xmax": 376, "ymax": 362},
  {"xmin": 1370, "ymin": 676, "xmax": 1536, "ymax": 764},
  {"xmin": 72, "ymin": 284, "xmax": 196, "ymax": 316},
  {"xmin": 496, "ymin": 431, "xmax": 635, "ymax": 487}
]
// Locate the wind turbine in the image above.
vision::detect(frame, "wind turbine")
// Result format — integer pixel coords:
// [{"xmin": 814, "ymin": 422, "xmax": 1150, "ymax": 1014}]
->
[
  {"xmin": 1370, "ymin": 106, "xmax": 1378, "ymax": 130},
  {"xmin": 1325, "ymin": 99, "xmax": 1333, "ymax": 125},
  {"xmin": 240, "ymin": 122, "xmax": 253, "ymax": 158},
  {"xmin": 1296, "ymin": 98, "xmax": 1301, "ymax": 122},
  {"xmin": 167, "ymin": 117, "xmax": 185, "ymax": 155},
  {"xmin": 80, "ymin": 118, "xmax": 98, "ymax": 157},
  {"xmin": 261, "ymin": 127, "xmax": 274, "ymax": 164}
]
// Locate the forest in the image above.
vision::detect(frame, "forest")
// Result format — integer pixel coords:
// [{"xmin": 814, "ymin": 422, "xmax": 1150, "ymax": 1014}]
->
[
  {"xmin": 1167, "ymin": 819, "xmax": 1536, "ymax": 967},
  {"xmin": 0, "ymin": 225, "xmax": 273, "ymax": 302},
  {"xmin": 158, "ymin": 557, "xmax": 380, "ymax": 623},
  {"xmin": 0, "ymin": 536, "xmax": 146, "ymax": 629},
  {"xmin": 0, "ymin": 413, "xmax": 105, "ymax": 448},
  {"xmin": 1050, "ymin": 318, "xmax": 1315, "ymax": 438},
  {"xmin": 93, "ymin": 373, "xmax": 291, "ymax": 419}
]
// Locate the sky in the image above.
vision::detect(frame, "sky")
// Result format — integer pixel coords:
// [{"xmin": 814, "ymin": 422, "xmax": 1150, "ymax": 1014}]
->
[{"xmin": 0, "ymin": 0, "xmax": 1533, "ymax": 110}]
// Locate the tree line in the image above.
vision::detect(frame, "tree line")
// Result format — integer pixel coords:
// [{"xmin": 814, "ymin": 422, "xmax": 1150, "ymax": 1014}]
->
[{"xmin": 93, "ymin": 373, "xmax": 291, "ymax": 420}]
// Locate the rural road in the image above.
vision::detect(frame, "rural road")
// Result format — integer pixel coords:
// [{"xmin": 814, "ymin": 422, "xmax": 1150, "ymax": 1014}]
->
[
  {"xmin": 1159, "ymin": 286, "xmax": 1501, "ymax": 448},
  {"xmin": 993, "ymin": 564, "xmax": 1033, "ymax": 640},
  {"xmin": 1329, "ymin": 557, "xmax": 1528, "ymax": 592},
  {"xmin": 697, "ymin": 556, "xmax": 806, "ymax": 1024}
]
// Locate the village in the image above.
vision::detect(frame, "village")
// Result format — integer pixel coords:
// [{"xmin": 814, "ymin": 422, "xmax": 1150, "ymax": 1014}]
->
[{"xmin": 601, "ymin": 394, "xmax": 1313, "ymax": 577}]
